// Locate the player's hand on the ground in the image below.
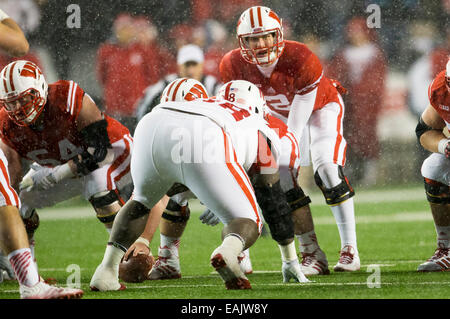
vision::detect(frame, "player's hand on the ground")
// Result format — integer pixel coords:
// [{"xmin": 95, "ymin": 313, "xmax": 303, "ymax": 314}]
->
[
  {"xmin": 124, "ymin": 242, "xmax": 151, "ymax": 261},
  {"xmin": 0, "ymin": 252, "xmax": 15, "ymax": 282},
  {"xmin": 282, "ymin": 259, "xmax": 311, "ymax": 283},
  {"xmin": 199, "ymin": 209, "xmax": 220, "ymax": 226}
]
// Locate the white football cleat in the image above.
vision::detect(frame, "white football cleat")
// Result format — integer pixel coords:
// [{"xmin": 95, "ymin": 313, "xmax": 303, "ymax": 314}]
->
[
  {"xmin": 210, "ymin": 246, "xmax": 251, "ymax": 289},
  {"xmin": 300, "ymin": 248, "xmax": 330, "ymax": 275},
  {"xmin": 238, "ymin": 249, "xmax": 253, "ymax": 275},
  {"xmin": 20, "ymin": 281, "xmax": 83, "ymax": 299},
  {"xmin": 90, "ymin": 263, "xmax": 125, "ymax": 291},
  {"xmin": 417, "ymin": 247, "xmax": 450, "ymax": 272},
  {"xmin": 333, "ymin": 245, "xmax": 360, "ymax": 272},
  {"xmin": 148, "ymin": 245, "xmax": 181, "ymax": 280},
  {"xmin": 282, "ymin": 259, "xmax": 310, "ymax": 283}
]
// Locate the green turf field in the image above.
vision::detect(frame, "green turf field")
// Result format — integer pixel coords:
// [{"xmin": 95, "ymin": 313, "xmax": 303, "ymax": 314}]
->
[{"xmin": 1, "ymin": 185, "xmax": 449, "ymax": 299}]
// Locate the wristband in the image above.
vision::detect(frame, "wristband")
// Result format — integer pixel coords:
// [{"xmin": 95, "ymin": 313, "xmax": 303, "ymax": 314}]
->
[
  {"xmin": 135, "ymin": 236, "xmax": 150, "ymax": 247},
  {"xmin": 437, "ymin": 138, "xmax": 448, "ymax": 155},
  {"xmin": 52, "ymin": 163, "xmax": 76, "ymax": 183},
  {"xmin": 0, "ymin": 9, "xmax": 9, "ymax": 21}
]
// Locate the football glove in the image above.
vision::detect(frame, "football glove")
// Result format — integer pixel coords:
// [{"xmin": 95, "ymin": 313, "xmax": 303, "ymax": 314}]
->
[
  {"xmin": 282, "ymin": 259, "xmax": 310, "ymax": 283},
  {"xmin": 199, "ymin": 209, "xmax": 220, "ymax": 226}
]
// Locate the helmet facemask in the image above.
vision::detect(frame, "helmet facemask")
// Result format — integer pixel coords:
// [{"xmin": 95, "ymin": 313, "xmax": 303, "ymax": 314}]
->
[
  {"xmin": 239, "ymin": 29, "xmax": 284, "ymax": 66},
  {"xmin": 1, "ymin": 88, "xmax": 46, "ymax": 126}
]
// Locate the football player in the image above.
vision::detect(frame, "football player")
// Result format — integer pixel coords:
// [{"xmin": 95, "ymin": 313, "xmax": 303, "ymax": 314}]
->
[
  {"xmin": 142, "ymin": 79, "xmax": 308, "ymax": 282},
  {"xmin": 89, "ymin": 79, "xmax": 309, "ymax": 291},
  {"xmin": 0, "ymin": 60, "xmax": 135, "ymax": 267},
  {"xmin": 0, "ymin": 10, "xmax": 83, "ymax": 299},
  {"xmin": 415, "ymin": 58, "xmax": 450, "ymax": 271},
  {"xmin": 219, "ymin": 6, "xmax": 358, "ymax": 274}
]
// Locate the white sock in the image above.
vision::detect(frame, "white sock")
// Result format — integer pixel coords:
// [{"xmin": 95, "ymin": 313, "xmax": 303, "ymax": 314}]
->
[
  {"xmin": 220, "ymin": 234, "xmax": 244, "ymax": 256},
  {"xmin": 102, "ymin": 244, "xmax": 125, "ymax": 268},
  {"xmin": 159, "ymin": 234, "xmax": 180, "ymax": 258},
  {"xmin": 435, "ymin": 225, "xmax": 450, "ymax": 248},
  {"xmin": 316, "ymin": 164, "xmax": 358, "ymax": 251},
  {"xmin": 8, "ymin": 248, "xmax": 39, "ymax": 287},
  {"xmin": 279, "ymin": 241, "xmax": 298, "ymax": 262},
  {"xmin": 330, "ymin": 198, "xmax": 357, "ymax": 251},
  {"xmin": 296, "ymin": 230, "xmax": 320, "ymax": 254}
]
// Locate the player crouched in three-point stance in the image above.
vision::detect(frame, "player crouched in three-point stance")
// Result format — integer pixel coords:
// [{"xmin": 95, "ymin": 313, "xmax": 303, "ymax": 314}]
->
[
  {"xmin": 90, "ymin": 78, "xmax": 309, "ymax": 291},
  {"xmin": 220, "ymin": 6, "xmax": 358, "ymax": 274},
  {"xmin": 0, "ymin": 60, "xmax": 133, "ymax": 266},
  {"xmin": 415, "ymin": 59, "xmax": 450, "ymax": 272},
  {"xmin": 126, "ymin": 79, "xmax": 308, "ymax": 283}
]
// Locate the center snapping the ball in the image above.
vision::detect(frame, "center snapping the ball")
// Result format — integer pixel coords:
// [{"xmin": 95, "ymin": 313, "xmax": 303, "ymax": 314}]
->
[{"xmin": 119, "ymin": 254, "xmax": 155, "ymax": 283}]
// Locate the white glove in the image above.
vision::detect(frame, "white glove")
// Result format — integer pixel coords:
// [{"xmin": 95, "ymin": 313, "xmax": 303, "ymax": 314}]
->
[
  {"xmin": 19, "ymin": 164, "xmax": 56, "ymax": 191},
  {"xmin": 199, "ymin": 209, "xmax": 220, "ymax": 226},
  {"xmin": 20, "ymin": 163, "xmax": 74, "ymax": 191},
  {"xmin": 0, "ymin": 252, "xmax": 15, "ymax": 282},
  {"xmin": 282, "ymin": 259, "xmax": 310, "ymax": 283}
]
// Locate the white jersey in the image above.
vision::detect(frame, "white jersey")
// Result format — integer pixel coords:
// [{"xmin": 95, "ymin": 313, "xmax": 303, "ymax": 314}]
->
[{"xmin": 154, "ymin": 97, "xmax": 282, "ymax": 172}]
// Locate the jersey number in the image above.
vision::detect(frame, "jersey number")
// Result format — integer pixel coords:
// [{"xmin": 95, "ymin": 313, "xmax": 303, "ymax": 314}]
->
[
  {"xmin": 26, "ymin": 139, "xmax": 83, "ymax": 166},
  {"xmin": 265, "ymin": 94, "xmax": 290, "ymax": 111}
]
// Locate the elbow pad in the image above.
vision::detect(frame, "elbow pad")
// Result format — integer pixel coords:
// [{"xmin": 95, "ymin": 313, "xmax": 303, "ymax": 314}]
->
[
  {"xmin": 415, "ymin": 117, "xmax": 433, "ymax": 140},
  {"xmin": 75, "ymin": 119, "xmax": 112, "ymax": 175}
]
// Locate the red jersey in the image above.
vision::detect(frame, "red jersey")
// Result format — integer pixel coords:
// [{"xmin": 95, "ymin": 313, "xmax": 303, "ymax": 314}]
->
[
  {"xmin": 428, "ymin": 70, "xmax": 450, "ymax": 127},
  {"xmin": 0, "ymin": 80, "xmax": 129, "ymax": 167},
  {"xmin": 220, "ymin": 40, "xmax": 341, "ymax": 120}
]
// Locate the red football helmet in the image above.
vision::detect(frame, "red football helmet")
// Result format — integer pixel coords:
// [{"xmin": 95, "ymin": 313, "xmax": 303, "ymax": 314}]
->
[
  {"xmin": 237, "ymin": 6, "xmax": 285, "ymax": 66},
  {"xmin": 160, "ymin": 78, "xmax": 208, "ymax": 103},
  {"xmin": 0, "ymin": 60, "xmax": 48, "ymax": 126}
]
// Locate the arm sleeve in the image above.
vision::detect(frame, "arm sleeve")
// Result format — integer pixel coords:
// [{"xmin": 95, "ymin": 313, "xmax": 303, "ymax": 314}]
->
[{"xmin": 286, "ymin": 87, "xmax": 318, "ymax": 141}]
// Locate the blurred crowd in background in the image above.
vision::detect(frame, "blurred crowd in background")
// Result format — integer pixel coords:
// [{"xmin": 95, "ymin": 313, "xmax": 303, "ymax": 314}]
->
[{"xmin": 0, "ymin": 0, "xmax": 449, "ymax": 188}]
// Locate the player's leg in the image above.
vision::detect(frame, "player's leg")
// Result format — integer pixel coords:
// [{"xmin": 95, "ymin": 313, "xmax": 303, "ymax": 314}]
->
[
  {"xmin": 418, "ymin": 153, "xmax": 450, "ymax": 271},
  {"xmin": 82, "ymin": 134, "xmax": 133, "ymax": 233},
  {"xmin": 90, "ymin": 109, "xmax": 176, "ymax": 291},
  {"xmin": 149, "ymin": 194, "xmax": 191, "ymax": 280},
  {"xmin": 280, "ymin": 131, "xmax": 329, "ymax": 275},
  {"xmin": 310, "ymin": 98, "xmax": 359, "ymax": 272},
  {"xmin": 0, "ymin": 154, "xmax": 82, "ymax": 299},
  {"xmin": 19, "ymin": 175, "xmax": 81, "ymax": 269},
  {"xmin": 181, "ymin": 128, "xmax": 261, "ymax": 289}
]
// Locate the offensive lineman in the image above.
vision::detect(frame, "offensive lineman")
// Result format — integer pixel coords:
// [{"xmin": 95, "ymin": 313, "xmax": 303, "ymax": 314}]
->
[
  {"xmin": 415, "ymin": 58, "xmax": 450, "ymax": 271},
  {"xmin": 125, "ymin": 78, "xmax": 307, "ymax": 283},
  {"xmin": 0, "ymin": 60, "xmax": 135, "ymax": 267},
  {"xmin": 90, "ymin": 79, "xmax": 309, "ymax": 290},
  {"xmin": 220, "ymin": 6, "xmax": 358, "ymax": 274}
]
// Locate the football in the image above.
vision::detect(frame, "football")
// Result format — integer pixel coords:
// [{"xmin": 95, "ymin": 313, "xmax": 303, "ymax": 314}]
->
[{"xmin": 119, "ymin": 253, "xmax": 155, "ymax": 283}]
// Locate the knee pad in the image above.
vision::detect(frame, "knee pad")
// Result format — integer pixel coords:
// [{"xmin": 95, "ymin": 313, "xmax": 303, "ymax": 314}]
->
[
  {"xmin": 161, "ymin": 199, "xmax": 190, "ymax": 223},
  {"xmin": 254, "ymin": 180, "xmax": 294, "ymax": 243},
  {"xmin": 22, "ymin": 209, "xmax": 39, "ymax": 236},
  {"xmin": 285, "ymin": 186, "xmax": 311, "ymax": 210},
  {"xmin": 314, "ymin": 165, "xmax": 355, "ymax": 206},
  {"xmin": 89, "ymin": 190, "xmax": 122, "ymax": 226},
  {"xmin": 424, "ymin": 178, "xmax": 450, "ymax": 204}
]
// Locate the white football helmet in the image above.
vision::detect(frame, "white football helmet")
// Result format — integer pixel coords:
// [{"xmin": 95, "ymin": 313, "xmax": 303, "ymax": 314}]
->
[
  {"xmin": 160, "ymin": 77, "xmax": 208, "ymax": 103},
  {"xmin": 237, "ymin": 6, "xmax": 285, "ymax": 65},
  {"xmin": 0, "ymin": 60, "xmax": 48, "ymax": 126},
  {"xmin": 217, "ymin": 80, "xmax": 267, "ymax": 118}
]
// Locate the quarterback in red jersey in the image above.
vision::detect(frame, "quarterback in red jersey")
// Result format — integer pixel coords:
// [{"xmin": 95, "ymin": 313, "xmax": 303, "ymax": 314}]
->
[
  {"xmin": 0, "ymin": 60, "xmax": 134, "ymax": 265},
  {"xmin": 415, "ymin": 59, "xmax": 450, "ymax": 272},
  {"xmin": 220, "ymin": 6, "xmax": 359, "ymax": 274}
]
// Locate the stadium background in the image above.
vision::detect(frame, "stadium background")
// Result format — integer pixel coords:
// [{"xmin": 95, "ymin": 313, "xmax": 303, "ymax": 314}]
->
[{"xmin": 3, "ymin": 0, "xmax": 448, "ymax": 191}]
